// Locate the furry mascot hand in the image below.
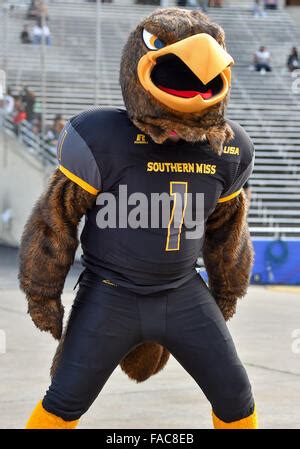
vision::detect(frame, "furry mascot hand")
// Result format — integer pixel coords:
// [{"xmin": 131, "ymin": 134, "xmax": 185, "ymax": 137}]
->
[
  {"xmin": 27, "ymin": 297, "xmax": 64, "ymax": 340},
  {"xmin": 18, "ymin": 169, "xmax": 96, "ymax": 339},
  {"xmin": 203, "ymin": 189, "xmax": 254, "ymax": 321}
]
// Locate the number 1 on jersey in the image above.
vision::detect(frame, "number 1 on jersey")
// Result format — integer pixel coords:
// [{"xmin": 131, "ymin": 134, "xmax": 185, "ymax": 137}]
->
[{"xmin": 165, "ymin": 182, "xmax": 188, "ymax": 251}]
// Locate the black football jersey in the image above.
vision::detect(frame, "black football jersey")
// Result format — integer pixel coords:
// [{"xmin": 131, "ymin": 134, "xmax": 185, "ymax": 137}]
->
[{"xmin": 56, "ymin": 107, "xmax": 254, "ymax": 294}]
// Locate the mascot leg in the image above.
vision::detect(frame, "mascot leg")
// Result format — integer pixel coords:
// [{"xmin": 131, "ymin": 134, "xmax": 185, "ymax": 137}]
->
[
  {"xmin": 160, "ymin": 274, "xmax": 257, "ymax": 430},
  {"xmin": 26, "ymin": 401, "xmax": 79, "ymax": 429},
  {"xmin": 212, "ymin": 406, "xmax": 258, "ymax": 429},
  {"xmin": 26, "ymin": 276, "xmax": 144, "ymax": 429}
]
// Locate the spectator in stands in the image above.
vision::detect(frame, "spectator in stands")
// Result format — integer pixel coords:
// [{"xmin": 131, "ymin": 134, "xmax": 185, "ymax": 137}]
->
[
  {"xmin": 35, "ymin": 0, "xmax": 49, "ymax": 21},
  {"xmin": 32, "ymin": 20, "xmax": 51, "ymax": 45},
  {"xmin": 2, "ymin": 88, "xmax": 15, "ymax": 116},
  {"xmin": 20, "ymin": 25, "xmax": 32, "ymax": 44},
  {"xmin": 31, "ymin": 114, "xmax": 43, "ymax": 142},
  {"xmin": 45, "ymin": 114, "xmax": 65, "ymax": 153},
  {"xmin": 21, "ymin": 87, "xmax": 36, "ymax": 123},
  {"xmin": 27, "ymin": 0, "xmax": 49, "ymax": 22},
  {"xmin": 33, "ymin": 98, "xmax": 42, "ymax": 118},
  {"xmin": 12, "ymin": 96, "xmax": 27, "ymax": 136},
  {"xmin": 253, "ymin": 46, "xmax": 272, "ymax": 73},
  {"xmin": 264, "ymin": 0, "xmax": 278, "ymax": 10},
  {"xmin": 252, "ymin": 0, "xmax": 266, "ymax": 18},
  {"xmin": 32, "ymin": 22, "xmax": 42, "ymax": 44},
  {"xmin": 287, "ymin": 47, "xmax": 300, "ymax": 72},
  {"xmin": 42, "ymin": 22, "xmax": 51, "ymax": 46}
]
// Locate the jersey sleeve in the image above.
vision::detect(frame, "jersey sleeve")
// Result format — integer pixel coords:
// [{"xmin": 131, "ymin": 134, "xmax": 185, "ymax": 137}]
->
[
  {"xmin": 217, "ymin": 123, "xmax": 255, "ymax": 203},
  {"xmin": 56, "ymin": 119, "xmax": 101, "ymax": 195}
]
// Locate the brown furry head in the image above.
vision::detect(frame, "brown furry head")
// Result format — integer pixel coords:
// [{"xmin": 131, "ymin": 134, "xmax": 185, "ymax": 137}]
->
[{"xmin": 120, "ymin": 7, "xmax": 234, "ymax": 154}]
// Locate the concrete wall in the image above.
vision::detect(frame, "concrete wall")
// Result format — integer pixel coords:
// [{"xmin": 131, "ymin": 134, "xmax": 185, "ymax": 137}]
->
[
  {"xmin": 0, "ymin": 129, "xmax": 53, "ymax": 246},
  {"xmin": 0, "ymin": 129, "xmax": 84, "ymax": 263}
]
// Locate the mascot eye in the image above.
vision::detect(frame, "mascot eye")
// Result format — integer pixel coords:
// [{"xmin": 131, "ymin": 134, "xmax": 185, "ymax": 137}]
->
[{"xmin": 142, "ymin": 29, "xmax": 165, "ymax": 50}]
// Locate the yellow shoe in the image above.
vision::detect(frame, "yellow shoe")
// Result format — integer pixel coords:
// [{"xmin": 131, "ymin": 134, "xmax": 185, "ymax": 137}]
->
[
  {"xmin": 26, "ymin": 400, "xmax": 79, "ymax": 429},
  {"xmin": 212, "ymin": 405, "xmax": 258, "ymax": 429}
]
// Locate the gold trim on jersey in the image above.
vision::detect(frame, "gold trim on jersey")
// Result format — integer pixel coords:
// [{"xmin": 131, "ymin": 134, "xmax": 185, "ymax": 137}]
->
[
  {"xmin": 59, "ymin": 165, "xmax": 100, "ymax": 195},
  {"xmin": 165, "ymin": 181, "xmax": 188, "ymax": 251},
  {"xmin": 57, "ymin": 129, "xmax": 67, "ymax": 161},
  {"xmin": 217, "ymin": 189, "xmax": 242, "ymax": 203}
]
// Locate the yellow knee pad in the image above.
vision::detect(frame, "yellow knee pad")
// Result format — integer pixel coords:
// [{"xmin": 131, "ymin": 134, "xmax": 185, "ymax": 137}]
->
[
  {"xmin": 26, "ymin": 400, "xmax": 79, "ymax": 429},
  {"xmin": 212, "ymin": 405, "xmax": 258, "ymax": 429}
]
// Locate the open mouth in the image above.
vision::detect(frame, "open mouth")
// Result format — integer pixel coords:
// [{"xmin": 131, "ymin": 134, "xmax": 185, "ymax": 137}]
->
[{"xmin": 150, "ymin": 53, "xmax": 223, "ymax": 100}]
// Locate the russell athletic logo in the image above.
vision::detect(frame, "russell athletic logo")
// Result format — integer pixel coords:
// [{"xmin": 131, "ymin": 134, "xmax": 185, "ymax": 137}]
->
[{"xmin": 134, "ymin": 133, "xmax": 148, "ymax": 144}]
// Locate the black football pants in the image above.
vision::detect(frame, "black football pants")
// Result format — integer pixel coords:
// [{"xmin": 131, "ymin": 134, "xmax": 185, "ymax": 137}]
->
[{"xmin": 42, "ymin": 269, "xmax": 254, "ymax": 423}]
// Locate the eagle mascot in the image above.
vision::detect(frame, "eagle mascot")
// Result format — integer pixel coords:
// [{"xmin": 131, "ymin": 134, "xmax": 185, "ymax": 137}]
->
[{"xmin": 20, "ymin": 7, "xmax": 258, "ymax": 429}]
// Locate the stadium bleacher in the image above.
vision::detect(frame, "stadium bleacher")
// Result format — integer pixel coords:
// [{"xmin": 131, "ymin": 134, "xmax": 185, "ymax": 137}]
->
[{"xmin": 1, "ymin": 0, "xmax": 300, "ymax": 241}]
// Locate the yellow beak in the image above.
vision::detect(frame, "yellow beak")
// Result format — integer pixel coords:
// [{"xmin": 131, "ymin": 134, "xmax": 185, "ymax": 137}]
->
[{"xmin": 137, "ymin": 33, "xmax": 234, "ymax": 114}]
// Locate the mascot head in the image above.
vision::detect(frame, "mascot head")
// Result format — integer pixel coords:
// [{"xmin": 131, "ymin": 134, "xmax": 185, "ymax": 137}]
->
[{"xmin": 120, "ymin": 7, "xmax": 234, "ymax": 154}]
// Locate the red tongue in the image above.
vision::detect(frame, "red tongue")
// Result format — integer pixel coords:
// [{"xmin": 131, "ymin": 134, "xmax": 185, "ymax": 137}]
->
[{"xmin": 158, "ymin": 85, "xmax": 213, "ymax": 99}]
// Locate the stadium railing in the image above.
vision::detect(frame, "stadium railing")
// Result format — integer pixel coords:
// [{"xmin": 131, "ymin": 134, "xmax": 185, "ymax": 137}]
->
[{"xmin": 2, "ymin": 114, "xmax": 57, "ymax": 166}]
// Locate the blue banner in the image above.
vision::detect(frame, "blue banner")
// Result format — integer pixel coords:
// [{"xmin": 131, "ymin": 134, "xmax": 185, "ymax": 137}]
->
[{"xmin": 198, "ymin": 239, "xmax": 300, "ymax": 286}]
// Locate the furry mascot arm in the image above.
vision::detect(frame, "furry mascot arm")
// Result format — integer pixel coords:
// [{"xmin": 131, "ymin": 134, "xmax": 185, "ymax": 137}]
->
[
  {"xmin": 202, "ymin": 189, "xmax": 254, "ymax": 321},
  {"xmin": 18, "ymin": 169, "xmax": 95, "ymax": 339}
]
